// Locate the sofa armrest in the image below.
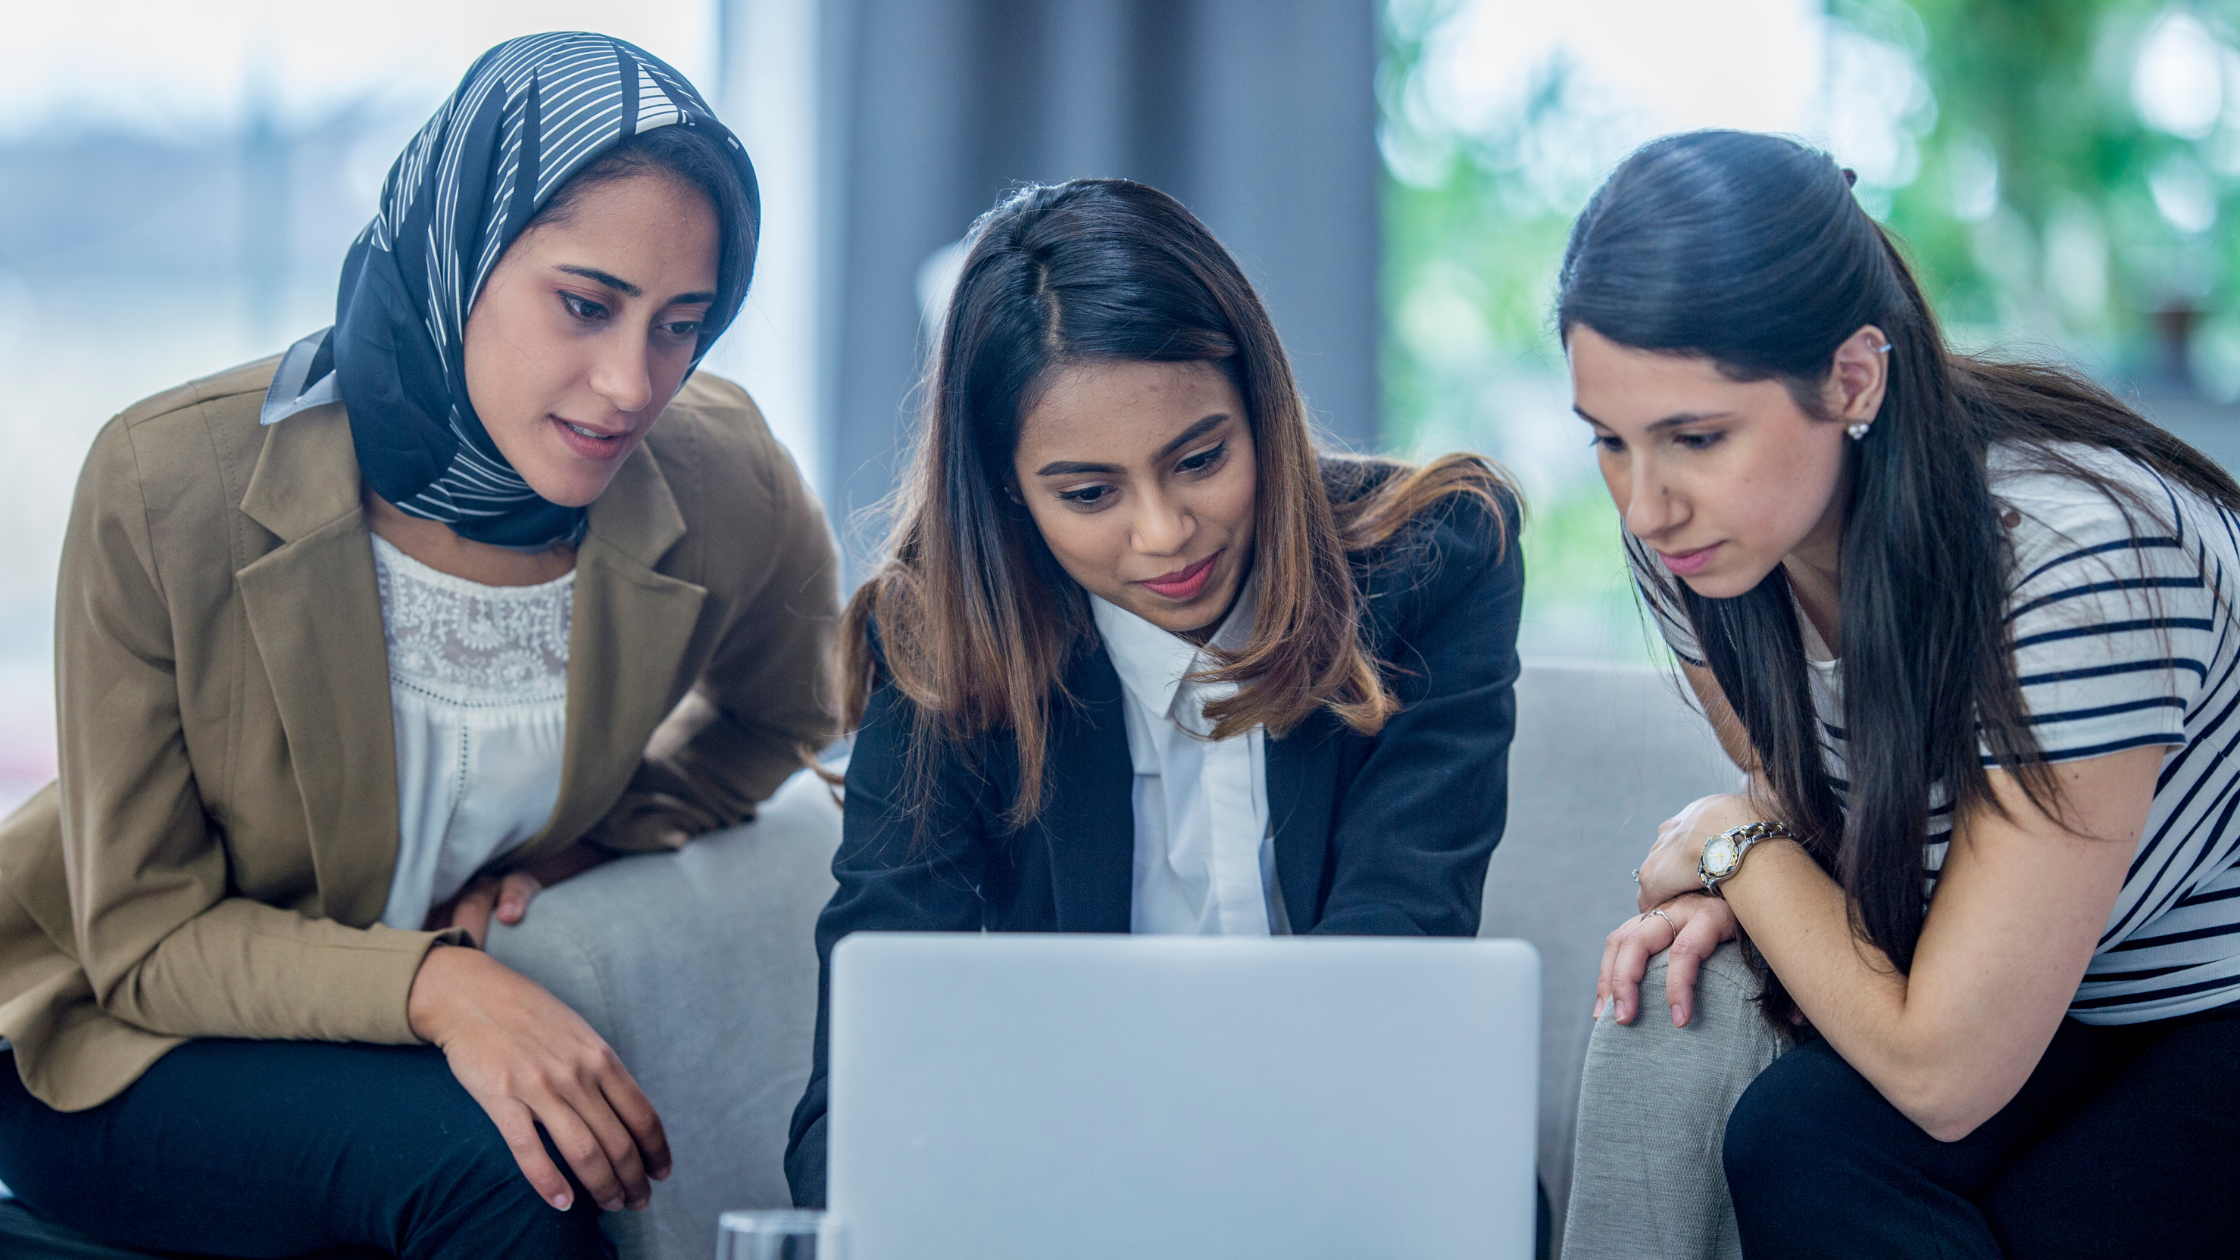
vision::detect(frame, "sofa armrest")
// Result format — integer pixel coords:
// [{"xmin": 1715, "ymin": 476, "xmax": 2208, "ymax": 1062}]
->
[
  {"xmin": 488, "ymin": 766, "xmax": 842, "ymax": 1260},
  {"xmin": 1479, "ymin": 663, "xmax": 1737, "ymax": 1259}
]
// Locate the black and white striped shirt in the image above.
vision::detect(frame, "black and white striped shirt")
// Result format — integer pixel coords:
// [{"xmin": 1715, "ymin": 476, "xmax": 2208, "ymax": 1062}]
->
[{"xmin": 1627, "ymin": 442, "xmax": 2240, "ymax": 1024}]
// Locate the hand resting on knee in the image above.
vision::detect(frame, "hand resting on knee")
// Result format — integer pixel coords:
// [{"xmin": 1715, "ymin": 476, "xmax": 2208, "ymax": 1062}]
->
[
  {"xmin": 407, "ymin": 942, "xmax": 672, "ymax": 1216},
  {"xmin": 1596, "ymin": 892, "xmax": 1739, "ymax": 1028}
]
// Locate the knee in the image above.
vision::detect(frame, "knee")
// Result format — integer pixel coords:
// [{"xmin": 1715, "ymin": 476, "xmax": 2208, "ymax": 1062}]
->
[
  {"xmin": 427, "ymin": 1111, "xmax": 537, "ymax": 1195},
  {"xmin": 1593, "ymin": 941, "xmax": 1757, "ymax": 1045},
  {"xmin": 1721, "ymin": 1041, "xmax": 1855, "ymax": 1197},
  {"xmin": 401, "ymin": 1087, "xmax": 609, "ymax": 1252},
  {"xmin": 420, "ymin": 1107, "xmax": 580, "ymax": 1224}
]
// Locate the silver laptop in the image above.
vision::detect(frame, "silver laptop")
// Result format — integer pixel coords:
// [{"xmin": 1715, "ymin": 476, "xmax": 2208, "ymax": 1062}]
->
[{"xmin": 826, "ymin": 933, "xmax": 1540, "ymax": 1260}]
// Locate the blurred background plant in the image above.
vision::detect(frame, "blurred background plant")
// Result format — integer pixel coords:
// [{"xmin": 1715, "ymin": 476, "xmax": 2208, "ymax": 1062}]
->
[{"xmin": 1378, "ymin": 0, "xmax": 2240, "ymax": 660}]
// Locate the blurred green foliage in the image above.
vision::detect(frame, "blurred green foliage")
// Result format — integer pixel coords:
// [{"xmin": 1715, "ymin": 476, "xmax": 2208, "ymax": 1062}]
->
[
  {"xmin": 1378, "ymin": 0, "xmax": 1576, "ymax": 427},
  {"xmin": 1849, "ymin": 0, "xmax": 2230, "ymax": 373}
]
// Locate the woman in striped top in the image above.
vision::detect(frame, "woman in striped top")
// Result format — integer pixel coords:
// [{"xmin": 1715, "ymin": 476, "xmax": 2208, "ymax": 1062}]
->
[{"xmin": 1558, "ymin": 130, "xmax": 2240, "ymax": 1260}]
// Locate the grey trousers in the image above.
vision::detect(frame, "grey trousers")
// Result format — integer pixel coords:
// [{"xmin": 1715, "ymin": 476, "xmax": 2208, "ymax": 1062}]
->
[{"xmin": 1561, "ymin": 942, "xmax": 1788, "ymax": 1260}]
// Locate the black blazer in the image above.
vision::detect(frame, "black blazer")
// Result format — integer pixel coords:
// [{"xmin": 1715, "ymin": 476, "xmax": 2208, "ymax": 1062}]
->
[{"xmin": 785, "ymin": 479, "xmax": 1525, "ymax": 1206}]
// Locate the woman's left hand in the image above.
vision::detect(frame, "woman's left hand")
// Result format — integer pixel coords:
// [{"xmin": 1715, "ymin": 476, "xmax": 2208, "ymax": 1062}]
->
[
  {"xmin": 1596, "ymin": 893, "xmax": 1740, "ymax": 1026},
  {"xmin": 427, "ymin": 841, "xmax": 615, "ymax": 946},
  {"xmin": 1635, "ymin": 793, "xmax": 1771, "ymax": 911}
]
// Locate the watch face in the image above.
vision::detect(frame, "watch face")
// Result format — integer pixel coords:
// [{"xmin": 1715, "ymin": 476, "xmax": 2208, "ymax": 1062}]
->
[{"xmin": 1703, "ymin": 835, "xmax": 1739, "ymax": 878}]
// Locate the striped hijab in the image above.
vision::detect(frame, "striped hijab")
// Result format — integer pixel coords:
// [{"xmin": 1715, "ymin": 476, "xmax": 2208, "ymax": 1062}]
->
[{"xmin": 262, "ymin": 32, "xmax": 760, "ymax": 550}]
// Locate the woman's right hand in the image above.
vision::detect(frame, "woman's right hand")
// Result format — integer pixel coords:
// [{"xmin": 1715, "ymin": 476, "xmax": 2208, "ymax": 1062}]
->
[
  {"xmin": 407, "ymin": 944, "xmax": 671, "ymax": 1213},
  {"xmin": 1594, "ymin": 893, "xmax": 1739, "ymax": 1028}
]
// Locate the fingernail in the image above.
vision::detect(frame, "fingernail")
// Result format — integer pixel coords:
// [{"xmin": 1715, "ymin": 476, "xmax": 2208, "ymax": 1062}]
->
[
  {"xmin": 1592, "ymin": 997, "xmax": 1604, "ymax": 1020},
  {"xmin": 602, "ymin": 1198, "xmax": 623, "ymax": 1213},
  {"xmin": 1672, "ymin": 1005, "xmax": 1686, "ymax": 1027},
  {"xmin": 551, "ymin": 1193, "xmax": 572, "ymax": 1211}
]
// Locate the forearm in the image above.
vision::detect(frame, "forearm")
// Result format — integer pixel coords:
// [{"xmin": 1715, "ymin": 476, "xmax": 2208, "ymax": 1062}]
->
[
  {"xmin": 1720, "ymin": 842, "xmax": 2022, "ymax": 1138},
  {"xmin": 1319, "ymin": 501, "xmax": 1520, "ymax": 939},
  {"xmin": 1317, "ymin": 722, "xmax": 1507, "ymax": 939},
  {"xmin": 95, "ymin": 897, "xmax": 462, "ymax": 1043},
  {"xmin": 666, "ymin": 703, "xmax": 828, "ymax": 814},
  {"xmin": 1719, "ymin": 750, "xmax": 2154, "ymax": 1140},
  {"xmin": 585, "ymin": 729, "xmax": 809, "ymax": 854},
  {"xmin": 590, "ymin": 598, "xmax": 838, "ymax": 854},
  {"xmin": 583, "ymin": 698, "xmax": 808, "ymax": 854}
]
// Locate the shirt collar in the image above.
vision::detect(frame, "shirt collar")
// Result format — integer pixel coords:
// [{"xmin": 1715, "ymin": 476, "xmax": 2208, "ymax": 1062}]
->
[{"xmin": 1090, "ymin": 569, "xmax": 1259, "ymax": 720}]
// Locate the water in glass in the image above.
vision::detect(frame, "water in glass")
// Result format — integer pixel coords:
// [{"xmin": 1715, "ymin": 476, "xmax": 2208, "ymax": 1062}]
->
[{"xmin": 716, "ymin": 1209, "xmax": 835, "ymax": 1260}]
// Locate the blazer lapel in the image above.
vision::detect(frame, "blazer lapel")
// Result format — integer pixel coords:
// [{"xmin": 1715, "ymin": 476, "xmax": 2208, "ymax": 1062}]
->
[
  {"xmin": 1037, "ymin": 648, "xmax": 1136, "ymax": 931},
  {"xmin": 529, "ymin": 441, "xmax": 707, "ymax": 853},
  {"xmin": 236, "ymin": 404, "xmax": 400, "ymax": 927}
]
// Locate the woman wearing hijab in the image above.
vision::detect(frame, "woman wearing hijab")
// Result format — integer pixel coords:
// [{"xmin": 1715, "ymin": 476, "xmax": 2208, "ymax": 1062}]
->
[
  {"xmin": 0, "ymin": 33, "xmax": 835, "ymax": 1259},
  {"xmin": 783, "ymin": 179, "xmax": 1525, "ymax": 1205}
]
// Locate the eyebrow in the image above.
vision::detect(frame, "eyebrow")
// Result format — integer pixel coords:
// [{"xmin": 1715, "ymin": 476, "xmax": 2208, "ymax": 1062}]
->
[
  {"xmin": 1573, "ymin": 405, "xmax": 1734, "ymax": 432},
  {"xmin": 557, "ymin": 265, "xmax": 718, "ymax": 307},
  {"xmin": 1032, "ymin": 413, "xmax": 1232, "ymax": 478},
  {"xmin": 558, "ymin": 265, "xmax": 640, "ymax": 296}
]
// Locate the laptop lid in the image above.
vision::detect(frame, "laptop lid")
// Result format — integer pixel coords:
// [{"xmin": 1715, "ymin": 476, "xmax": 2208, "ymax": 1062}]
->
[{"xmin": 827, "ymin": 933, "xmax": 1540, "ymax": 1260}]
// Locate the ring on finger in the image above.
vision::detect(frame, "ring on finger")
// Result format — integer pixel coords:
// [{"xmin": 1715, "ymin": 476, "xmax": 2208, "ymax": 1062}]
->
[{"xmin": 1646, "ymin": 907, "xmax": 1677, "ymax": 934}]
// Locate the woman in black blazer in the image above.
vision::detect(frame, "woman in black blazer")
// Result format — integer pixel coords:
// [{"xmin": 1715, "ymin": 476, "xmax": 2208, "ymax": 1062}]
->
[{"xmin": 786, "ymin": 179, "xmax": 1524, "ymax": 1204}]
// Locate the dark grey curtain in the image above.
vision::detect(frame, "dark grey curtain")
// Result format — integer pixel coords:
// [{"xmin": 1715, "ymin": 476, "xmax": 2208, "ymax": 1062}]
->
[{"xmin": 817, "ymin": 0, "xmax": 1380, "ymax": 564}]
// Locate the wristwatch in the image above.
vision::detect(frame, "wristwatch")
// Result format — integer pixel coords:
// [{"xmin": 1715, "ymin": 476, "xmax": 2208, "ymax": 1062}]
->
[{"xmin": 1698, "ymin": 820, "xmax": 1796, "ymax": 897}]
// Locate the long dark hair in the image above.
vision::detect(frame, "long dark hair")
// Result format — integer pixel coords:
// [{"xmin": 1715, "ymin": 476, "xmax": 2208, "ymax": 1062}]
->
[
  {"xmin": 843, "ymin": 178, "xmax": 1508, "ymax": 826},
  {"xmin": 1559, "ymin": 130, "xmax": 2240, "ymax": 977}
]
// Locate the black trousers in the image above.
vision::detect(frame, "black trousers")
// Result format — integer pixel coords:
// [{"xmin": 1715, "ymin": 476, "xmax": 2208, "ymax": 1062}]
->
[
  {"xmin": 0, "ymin": 1039, "xmax": 614, "ymax": 1260},
  {"xmin": 1723, "ymin": 1001, "xmax": 2240, "ymax": 1259}
]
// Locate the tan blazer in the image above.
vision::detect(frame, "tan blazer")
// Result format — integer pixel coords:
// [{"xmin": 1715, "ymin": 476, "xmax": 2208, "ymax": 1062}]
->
[{"xmin": 0, "ymin": 356, "xmax": 839, "ymax": 1112}]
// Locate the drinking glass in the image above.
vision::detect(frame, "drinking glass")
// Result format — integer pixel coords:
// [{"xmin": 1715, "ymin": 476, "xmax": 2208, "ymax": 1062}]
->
[{"xmin": 716, "ymin": 1209, "xmax": 840, "ymax": 1260}]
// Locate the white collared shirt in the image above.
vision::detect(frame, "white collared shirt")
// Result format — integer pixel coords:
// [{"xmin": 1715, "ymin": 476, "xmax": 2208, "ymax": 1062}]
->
[{"xmin": 1090, "ymin": 580, "xmax": 1288, "ymax": 936}]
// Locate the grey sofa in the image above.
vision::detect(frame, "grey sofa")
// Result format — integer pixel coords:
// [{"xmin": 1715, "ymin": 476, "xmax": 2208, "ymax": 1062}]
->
[{"xmin": 0, "ymin": 660, "xmax": 1733, "ymax": 1260}]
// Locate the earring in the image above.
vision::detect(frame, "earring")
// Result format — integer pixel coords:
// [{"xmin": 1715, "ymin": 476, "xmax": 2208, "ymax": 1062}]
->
[{"xmin": 1847, "ymin": 422, "xmax": 1872, "ymax": 440}]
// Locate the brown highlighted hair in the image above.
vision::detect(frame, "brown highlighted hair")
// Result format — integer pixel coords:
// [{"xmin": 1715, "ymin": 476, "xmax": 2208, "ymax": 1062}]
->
[{"xmin": 841, "ymin": 178, "xmax": 1510, "ymax": 827}]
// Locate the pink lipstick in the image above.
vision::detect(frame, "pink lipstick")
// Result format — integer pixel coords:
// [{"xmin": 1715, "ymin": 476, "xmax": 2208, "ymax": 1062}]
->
[{"xmin": 1138, "ymin": 551, "xmax": 1221, "ymax": 602}]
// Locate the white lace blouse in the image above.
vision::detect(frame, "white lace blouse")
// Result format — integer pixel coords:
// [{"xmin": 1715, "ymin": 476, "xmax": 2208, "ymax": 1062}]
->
[{"xmin": 371, "ymin": 534, "xmax": 573, "ymax": 930}]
